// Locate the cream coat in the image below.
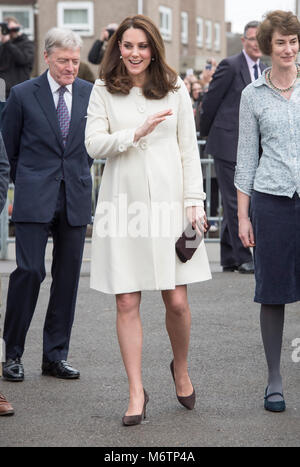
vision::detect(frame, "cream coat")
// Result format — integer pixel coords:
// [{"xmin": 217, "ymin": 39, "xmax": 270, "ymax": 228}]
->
[{"xmin": 85, "ymin": 77, "xmax": 211, "ymax": 294}]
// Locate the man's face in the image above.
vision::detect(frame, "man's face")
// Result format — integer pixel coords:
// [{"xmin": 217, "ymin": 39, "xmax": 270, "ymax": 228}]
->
[
  {"xmin": 7, "ymin": 20, "xmax": 21, "ymax": 40},
  {"xmin": 242, "ymin": 27, "xmax": 262, "ymax": 61},
  {"xmin": 44, "ymin": 47, "xmax": 80, "ymax": 86}
]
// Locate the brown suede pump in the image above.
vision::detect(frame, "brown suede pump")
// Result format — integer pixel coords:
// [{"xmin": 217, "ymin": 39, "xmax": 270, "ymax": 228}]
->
[
  {"xmin": 122, "ymin": 389, "xmax": 149, "ymax": 426},
  {"xmin": 170, "ymin": 360, "xmax": 196, "ymax": 410}
]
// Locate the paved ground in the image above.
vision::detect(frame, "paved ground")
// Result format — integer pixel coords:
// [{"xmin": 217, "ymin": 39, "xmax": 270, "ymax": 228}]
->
[{"xmin": 1, "ymin": 245, "xmax": 300, "ymax": 447}]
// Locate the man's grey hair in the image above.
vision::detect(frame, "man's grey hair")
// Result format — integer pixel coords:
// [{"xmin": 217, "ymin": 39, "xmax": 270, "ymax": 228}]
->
[
  {"xmin": 244, "ymin": 21, "xmax": 260, "ymax": 37},
  {"xmin": 44, "ymin": 27, "xmax": 82, "ymax": 54}
]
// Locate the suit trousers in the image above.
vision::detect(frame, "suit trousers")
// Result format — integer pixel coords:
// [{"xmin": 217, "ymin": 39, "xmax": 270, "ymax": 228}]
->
[
  {"xmin": 3, "ymin": 182, "xmax": 87, "ymax": 362},
  {"xmin": 214, "ymin": 158, "xmax": 252, "ymax": 267}
]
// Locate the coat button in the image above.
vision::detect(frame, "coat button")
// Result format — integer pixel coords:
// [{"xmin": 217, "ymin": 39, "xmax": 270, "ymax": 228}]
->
[
  {"xmin": 138, "ymin": 106, "xmax": 145, "ymax": 113},
  {"xmin": 119, "ymin": 144, "xmax": 126, "ymax": 152},
  {"xmin": 141, "ymin": 142, "xmax": 148, "ymax": 150}
]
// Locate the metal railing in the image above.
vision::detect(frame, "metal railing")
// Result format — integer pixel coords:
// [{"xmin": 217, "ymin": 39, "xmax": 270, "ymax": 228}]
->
[{"xmin": 0, "ymin": 141, "xmax": 222, "ymax": 259}]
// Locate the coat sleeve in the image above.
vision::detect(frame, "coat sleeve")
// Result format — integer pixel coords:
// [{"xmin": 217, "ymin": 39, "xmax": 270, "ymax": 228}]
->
[
  {"xmin": 200, "ymin": 58, "xmax": 235, "ymax": 137},
  {"xmin": 88, "ymin": 40, "xmax": 105, "ymax": 65},
  {"xmin": 1, "ymin": 88, "xmax": 23, "ymax": 183},
  {"xmin": 85, "ymin": 82, "xmax": 138, "ymax": 160},
  {"xmin": 177, "ymin": 79, "xmax": 206, "ymax": 208},
  {"xmin": 0, "ymin": 132, "xmax": 9, "ymax": 214},
  {"xmin": 234, "ymin": 89, "xmax": 260, "ymax": 196},
  {"xmin": 5, "ymin": 38, "xmax": 34, "ymax": 68}
]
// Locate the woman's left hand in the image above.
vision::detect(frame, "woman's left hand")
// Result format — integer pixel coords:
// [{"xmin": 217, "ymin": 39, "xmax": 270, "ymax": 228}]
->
[{"xmin": 186, "ymin": 206, "xmax": 208, "ymax": 237}]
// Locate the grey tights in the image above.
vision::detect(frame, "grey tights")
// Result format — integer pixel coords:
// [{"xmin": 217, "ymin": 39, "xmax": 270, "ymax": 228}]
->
[{"xmin": 260, "ymin": 304, "xmax": 285, "ymax": 402}]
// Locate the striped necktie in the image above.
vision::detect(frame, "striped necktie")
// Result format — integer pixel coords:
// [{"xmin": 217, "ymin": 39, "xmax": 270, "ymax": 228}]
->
[
  {"xmin": 253, "ymin": 64, "xmax": 259, "ymax": 81},
  {"xmin": 57, "ymin": 86, "xmax": 70, "ymax": 146}
]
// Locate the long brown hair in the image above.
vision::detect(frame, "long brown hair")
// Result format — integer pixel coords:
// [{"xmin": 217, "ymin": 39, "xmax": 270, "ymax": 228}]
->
[{"xmin": 99, "ymin": 15, "xmax": 179, "ymax": 99}]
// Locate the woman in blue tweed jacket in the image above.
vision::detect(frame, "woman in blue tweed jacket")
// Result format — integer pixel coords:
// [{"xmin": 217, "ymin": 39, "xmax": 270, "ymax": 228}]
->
[{"xmin": 235, "ymin": 10, "xmax": 300, "ymax": 413}]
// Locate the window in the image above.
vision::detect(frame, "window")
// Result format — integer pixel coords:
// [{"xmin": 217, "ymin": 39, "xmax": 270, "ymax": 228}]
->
[
  {"xmin": 214, "ymin": 23, "xmax": 221, "ymax": 52},
  {"xmin": 0, "ymin": 5, "xmax": 34, "ymax": 39},
  {"xmin": 196, "ymin": 17, "xmax": 204, "ymax": 48},
  {"xmin": 159, "ymin": 6, "xmax": 172, "ymax": 41},
  {"xmin": 57, "ymin": 2, "xmax": 94, "ymax": 36},
  {"xmin": 205, "ymin": 20, "xmax": 212, "ymax": 50},
  {"xmin": 181, "ymin": 12, "xmax": 188, "ymax": 45}
]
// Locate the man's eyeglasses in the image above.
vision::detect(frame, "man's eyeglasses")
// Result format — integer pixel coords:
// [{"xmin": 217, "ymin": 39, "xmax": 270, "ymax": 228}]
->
[{"xmin": 244, "ymin": 36, "xmax": 258, "ymax": 42}]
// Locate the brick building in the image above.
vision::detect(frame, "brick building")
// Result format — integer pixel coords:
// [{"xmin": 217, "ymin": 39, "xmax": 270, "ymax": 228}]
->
[{"xmin": 0, "ymin": 0, "xmax": 226, "ymax": 76}]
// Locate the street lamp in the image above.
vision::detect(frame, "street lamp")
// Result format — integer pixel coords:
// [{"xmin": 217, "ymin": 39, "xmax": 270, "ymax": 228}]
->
[{"xmin": 138, "ymin": 0, "xmax": 143, "ymax": 14}]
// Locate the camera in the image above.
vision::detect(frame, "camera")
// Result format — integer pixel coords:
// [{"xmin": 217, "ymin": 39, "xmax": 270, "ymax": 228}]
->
[
  {"xmin": 0, "ymin": 22, "xmax": 9, "ymax": 35},
  {"xmin": 205, "ymin": 60, "xmax": 212, "ymax": 71},
  {"xmin": 106, "ymin": 28, "xmax": 115, "ymax": 40},
  {"xmin": 0, "ymin": 22, "xmax": 20, "ymax": 35}
]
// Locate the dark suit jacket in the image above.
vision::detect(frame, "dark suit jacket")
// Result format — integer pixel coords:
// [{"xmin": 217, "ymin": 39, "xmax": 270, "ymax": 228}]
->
[
  {"xmin": 200, "ymin": 52, "xmax": 266, "ymax": 162},
  {"xmin": 0, "ymin": 132, "xmax": 9, "ymax": 213},
  {"xmin": 1, "ymin": 71, "xmax": 93, "ymax": 226}
]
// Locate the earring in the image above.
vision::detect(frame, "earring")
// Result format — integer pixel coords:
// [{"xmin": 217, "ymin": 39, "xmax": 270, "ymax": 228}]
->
[
  {"xmin": 120, "ymin": 55, "xmax": 123, "ymax": 60},
  {"xmin": 151, "ymin": 57, "xmax": 155, "ymax": 62}
]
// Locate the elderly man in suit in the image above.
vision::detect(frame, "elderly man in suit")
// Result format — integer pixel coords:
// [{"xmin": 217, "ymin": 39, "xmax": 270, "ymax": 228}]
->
[
  {"xmin": 1, "ymin": 28, "xmax": 93, "ymax": 381},
  {"xmin": 200, "ymin": 21, "xmax": 266, "ymax": 273}
]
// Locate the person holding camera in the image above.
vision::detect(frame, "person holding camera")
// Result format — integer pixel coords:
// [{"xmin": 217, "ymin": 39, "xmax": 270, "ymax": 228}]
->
[
  {"xmin": 88, "ymin": 23, "xmax": 118, "ymax": 65},
  {"xmin": 0, "ymin": 16, "xmax": 34, "ymax": 99}
]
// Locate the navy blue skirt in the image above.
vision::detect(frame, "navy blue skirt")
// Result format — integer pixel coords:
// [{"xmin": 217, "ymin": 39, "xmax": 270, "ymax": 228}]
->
[{"xmin": 251, "ymin": 190, "xmax": 300, "ymax": 304}]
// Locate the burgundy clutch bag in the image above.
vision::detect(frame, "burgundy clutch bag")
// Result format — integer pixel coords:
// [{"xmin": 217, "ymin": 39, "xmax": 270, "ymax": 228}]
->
[{"xmin": 176, "ymin": 222, "xmax": 210, "ymax": 263}]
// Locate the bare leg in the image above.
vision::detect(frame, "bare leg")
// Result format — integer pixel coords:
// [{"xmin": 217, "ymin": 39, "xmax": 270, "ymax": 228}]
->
[
  {"xmin": 162, "ymin": 285, "xmax": 193, "ymax": 397},
  {"xmin": 260, "ymin": 304, "xmax": 285, "ymax": 402},
  {"xmin": 116, "ymin": 292, "xmax": 145, "ymax": 416}
]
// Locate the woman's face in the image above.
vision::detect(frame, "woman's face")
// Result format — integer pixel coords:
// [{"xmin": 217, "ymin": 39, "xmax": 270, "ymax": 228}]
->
[
  {"xmin": 119, "ymin": 27, "xmax": 152, "ymax": 85},
  {"xmin": 192, "ymin": 83, "xmax": 202, "ymax": 100},
  {"xmin": 270, "ymin": 31, "xmax": 299, "ymax": 68}
]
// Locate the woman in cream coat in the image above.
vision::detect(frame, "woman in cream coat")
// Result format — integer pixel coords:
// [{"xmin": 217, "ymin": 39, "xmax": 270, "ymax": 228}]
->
[{"xmin": 85, "ymin": 15, "xmax": 211, "ymax": 426}]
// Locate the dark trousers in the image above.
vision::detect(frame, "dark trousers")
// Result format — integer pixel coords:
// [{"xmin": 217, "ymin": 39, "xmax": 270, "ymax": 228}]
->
[
  {"xmin": 3, "ymin": 183, "xmax": 87, "ymax": 362},
  {"xmin": 214, "ymin": 158, "xmax": 252, "ymax": 267}
]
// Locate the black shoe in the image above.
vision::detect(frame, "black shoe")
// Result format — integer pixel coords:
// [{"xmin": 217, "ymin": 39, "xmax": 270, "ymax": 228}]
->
[
  {"xmin": 238, "ymin": 261, "xmax": 254, "ymax": 274},
  {"xmin": 264, "ymin": 387, "xmax": 286, "ymax": 413},
  {"xmin": 3, "ymin": 358, "xmax": 24, "ymax": 382},
  {"xmin": 42, "ymin": 360, "xmax": 80, "ymax": 379},
  {"xmin": 222, "ymin": 265, "xmax": 238, "ymax": 272}
]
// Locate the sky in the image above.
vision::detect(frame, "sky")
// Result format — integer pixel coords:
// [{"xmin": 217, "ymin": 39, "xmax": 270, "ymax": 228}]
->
[{"xmin": 226, "ymin": 0, "xmax": 296, "ymax": 33}]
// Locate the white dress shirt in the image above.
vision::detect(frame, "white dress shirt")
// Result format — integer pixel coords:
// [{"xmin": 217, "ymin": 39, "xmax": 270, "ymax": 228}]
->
[
  {"xmin": 47, "ymin": 71, "xmax": 72, "ymax": 115},
  {"xmin": 243, "ymin": 50, "xmax": 261, "ymax": 82}
]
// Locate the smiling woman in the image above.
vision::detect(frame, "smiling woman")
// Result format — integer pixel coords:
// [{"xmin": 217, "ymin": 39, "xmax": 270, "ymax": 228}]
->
[
  {"xmin": 99, "ymin": 15, "xmax": 178, "ymax": 99},
  {"xmin": 119, "ymin": 28, "xmax": 152, "ymax": 87},
  {"xmin": 235, "ymin": 9, "xmax": 300, "ymax": 415},
  {"xmin": 85, "ymin": 14, "xmax": 211, "ymax": 427}
]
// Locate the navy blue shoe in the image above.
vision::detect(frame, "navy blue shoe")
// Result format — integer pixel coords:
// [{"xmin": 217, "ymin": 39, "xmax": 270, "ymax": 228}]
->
[{"xmin": 264, "ymin": 387, "xmax": 286, "ymax": 413}]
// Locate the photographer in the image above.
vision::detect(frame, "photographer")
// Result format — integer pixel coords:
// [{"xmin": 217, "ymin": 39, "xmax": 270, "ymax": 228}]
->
[
  {"xmin": 0, "ymin": 17, "xmax": 34, "ymax": 98},
  {"xmin": 88, "ymin": 23, "xmax": 118, "ymax": 65}
]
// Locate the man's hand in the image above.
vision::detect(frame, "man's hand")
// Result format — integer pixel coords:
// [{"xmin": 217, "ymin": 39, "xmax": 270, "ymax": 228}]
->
[{"xmin": 0, "ymin": 32, "xmax": 10, "ymax": 43}]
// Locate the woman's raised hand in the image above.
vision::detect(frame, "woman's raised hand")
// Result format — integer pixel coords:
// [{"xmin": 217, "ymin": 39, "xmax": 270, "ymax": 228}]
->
[{"xmin": 134, "ymin": 109, "xmax": 173, "ymax": 142}]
